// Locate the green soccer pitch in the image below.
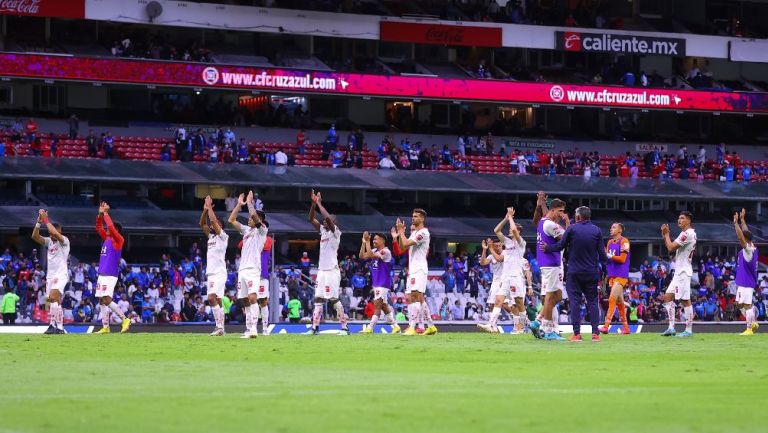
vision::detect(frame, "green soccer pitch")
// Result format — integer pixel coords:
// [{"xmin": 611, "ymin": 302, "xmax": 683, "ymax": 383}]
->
[{"xmin": 1, "ymin": 333, "xmax": 766, "ymax": 433}]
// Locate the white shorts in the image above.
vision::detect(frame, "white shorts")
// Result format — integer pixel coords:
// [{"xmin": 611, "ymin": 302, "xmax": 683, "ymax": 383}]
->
[
  {"xmin": 541, "ymin": 267, "xmax": 564, "ymax": 295},
  {"xmin": 206, "ymin": 273, "xmax": 227, "ymax": 299},
  {"xmin": 237, "ymin": 268, "xmax": 261, "ymax": 299},
  {"xmin": 665, "ymin": 272, "xmax": 692, "ymax": 301},
  {"xmin": 405, "ymin": 271, "xmax": 427, "ymax": 294},
  {"xmin": 258, "ymin": 278, "xmax": 270, "ymax": 299},
  {"xmin": 489, "ymin": 278, "xmax": 503, "ymax": 299},
  {"xmin": 315, "ymin": 268, "xmax": 341, "ymax": 299},
  {"xmin": 506, "ymin": 274, "xmax": 526, "ymax": 299},
  {"xmin": 46, "ymin": 274, "xmax": 68, "ymax": 297},
  {"xmin": 373, "ymin": 287, "xmax": 389, "ymax": 301},
  {"xmin": 736, "ymin": 286, "xmax": 754, "ymax": 305},
  {"xmin": 95, "ymin": 275, "xmax": 118, "ymax": 299}
]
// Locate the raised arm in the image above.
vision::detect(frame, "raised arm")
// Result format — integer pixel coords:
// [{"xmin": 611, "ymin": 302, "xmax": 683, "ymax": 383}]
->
[
  {"xmin": 493, "ymin": 212, "xmax": 509, "ymax": 243},
  {"xmin": 660, "ymin": 224, "xmax": 680, "ymax": 253},
  {"xmin": 102, "ymin": 210, "xmax": 124, "ymax": 249},
  {"xmin": 228, "ymin": 193, "xmax": 246, "ymax": 232},
  {"xmin": 95, "ymin": 203, "xmax": 108, "ymax": 240},
  {"xmin": 396, "ymin": 218, "xmax": 417, "ymax": 249},
  {"xmin": 479, "ymin": 239, "xmax": 491, "ymax": 266},
  {"xmin": 733, "ymin": 212, "xmax": 747, "ymax": 249},
  {"xmin": 42, "ymin": 210, "xmax": 65, "ymax": 243},
  {"xmin": 313, "ymin": 191, "xmax": 338, "ymax": 231},
  {"xmin": 245, "ymin": 190, "xmax": 257, "ymax": 217},
  {"xmin": 359, "ymin": 232, "xmax": 371, "ymax": 259},
  {"xmin": 739, "ymin": 208, "xmax": 748, "ymax": 232},
  {"xmin": 206, "ymin": 196, "xmax": 222, "ymax": 235},
  {"xmin": 199, "ymin": 200, "xmax": 210, "ymax": 238},
  {"xmin": 508, "ymin": 208, "xmax": 522, "ymax": 244},
  {"xmin": 308, "ymin": 190, "xmax": 321, "ymax": 231},
  {"xmin": 31, "ymin": 209, "xmax": 45, "ymax": 246},
  {"xmin": 532, "ymin": 191, "xmax": 548, "ymax": 226}
]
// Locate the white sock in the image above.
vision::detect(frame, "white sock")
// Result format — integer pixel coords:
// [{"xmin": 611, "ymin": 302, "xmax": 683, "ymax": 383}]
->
[
  {"xmin": 512, "ymin": 314, "xmax": 520, "ymax": 330},
  {"xmin": 260, "ymin": 304, "xmax": 269, "ymax": 328},
  {"xmin": 543, "ymin": 319, "xmax": 554, "ymax": 334},
  {"xmin": 243, "ymin": 302, "xmax": 252, "ymax": 331},
  {"xmin": 108, "ymin": 301, "xmax": 126, "ymax": 320},
  {"xmin": 100, "ymin": 305, "xmax": 110, "ymax": 328},
  {"xmin": 552, "ymin": 306, "xmax": 559, "ymax": 331},
  {"xmin": 408, "ymin": 302, "xmax": 421, "ymax": 329},
  {"xmin": 385, "ymin": 311, "xmax": 396, "ymax": 324},
  {"xmin": 684, "ymin": 305, "xmax": 693, "ymax": 333},
  {"xmin": 368, "ymin": 314, "xmax": 379, "ymax": 328},
  {"xmin": 49, "ymin": 302, "xmax": 59, "ymax": 327},
  {"xmin": 489, "ymin": 307, "xmax": 501, "ymax": 327},
  {"xmin": 249, "ymin": 304, "xmax": 260, "ymax": 332},
  {"xmin": 664, "ymin": 302, "xmax": 676, "ymax": 328},
  {"xmin": 421, "ymin": 302, "xmax": 434, "ymax": 327},
  {"xmin": 745, "ymin": 307, "xmax": 755, "ymax": 329},
  {"xmin": 212, "ymin": 305, "xmax": 223, "ymax": 329}
]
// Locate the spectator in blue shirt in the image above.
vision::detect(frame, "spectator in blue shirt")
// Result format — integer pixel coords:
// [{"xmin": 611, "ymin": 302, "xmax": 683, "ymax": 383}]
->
[
  {"xmin": 351, "ymin": 272, "xmax": 366, "ymax": 293},
  {"xmin": 331, "ymin": 150, "xmax": 344, "ymax": 168},
  {"xmin": 723, "ymin": 163, "xmax": 735, "ymax": 182},
  {"xmin": 742, "ymin": 165, "xmax": 752, "ymax": 182},
  {"xmin": 442, "ymin": 267, "xmax": 456, "ymax": 293}
]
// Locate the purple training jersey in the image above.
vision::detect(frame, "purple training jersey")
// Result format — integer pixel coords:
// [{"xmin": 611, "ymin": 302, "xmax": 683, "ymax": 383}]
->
[
  {"xmin": 370, "ymin": 247, "xmax": 393, "ymax": 289},
  {"xmin": 536, "ymin": 218, "xmax": 563, "ymax": 268},
  {"xmin": 735, "ymin": 245, "xmax": 758, "ymax": 288},
  {"xmin": 606, "ymin": 237, "xmax": 630, "ymax": 278},
  {"xmin": 98, "ymin": 239, "xmax": 121, "ymax": 277}
]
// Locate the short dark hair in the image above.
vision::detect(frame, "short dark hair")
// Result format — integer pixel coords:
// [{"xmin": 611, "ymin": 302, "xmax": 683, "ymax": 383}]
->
[
  {"xmin": 413, "ymin": 208, "xmax": 427, "ymax": 218},
  {"xmin": 613, "ymin": 222, "xmax": 625, "ymax": 232},
  {"xmin": 680, "ymin": 211, "xmax": 693, "ymax": 221},
  {"xmin": 373, "ymin": 233, "xmax": 386, "ymax": 242},
  {"xmin": 549, "ymin": 198, "xmax": 566, "ymax": 209},
  {"xmin": 575, "ymin": 206, "xmax": 591, "ymax": 220},
  {"xmin": 744, "ymin": 231, "xmax": 753, "ymax": 242}
]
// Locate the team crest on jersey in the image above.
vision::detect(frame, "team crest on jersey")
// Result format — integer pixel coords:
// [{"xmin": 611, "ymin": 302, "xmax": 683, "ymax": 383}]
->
[
  {"xmin": 416, "ymin": 235, "xmax": 423, "ymax": 241},
  {"xmin": 247, "ymin": 281, "xmax": 253, "ymax": 288},
  {"xmin": 325, "ymin": 286, "xmax": 331, "ymax": 293},
  {"xmin": 410, "ymin": 278, "xmax": 416, "ymax": 285},
  {"xmin": 259, "ymin": 286, "xmax": 265, "ymax": 292}
]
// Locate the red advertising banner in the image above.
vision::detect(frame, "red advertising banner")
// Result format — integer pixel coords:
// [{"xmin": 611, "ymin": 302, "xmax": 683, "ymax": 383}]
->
[
  {"xmin": 1, "ymin": 53, "xmax": 767, "ymax": 113},
  {"xmin": 0, "ymin": 0, "xmax": 85, "ymax": 19},
  {"xmin": 380, "ymin": 21, "xmax": 502, "ymax": 47}
]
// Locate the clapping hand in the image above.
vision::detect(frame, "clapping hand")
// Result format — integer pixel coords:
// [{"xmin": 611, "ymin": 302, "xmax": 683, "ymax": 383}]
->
[
  {"xmin": 661, "ymin": 224, "xmax": 670, "ymax": 236},
  {"xmin": 237, "ymin": 193, "xmax": 246, "ymax": 206}
]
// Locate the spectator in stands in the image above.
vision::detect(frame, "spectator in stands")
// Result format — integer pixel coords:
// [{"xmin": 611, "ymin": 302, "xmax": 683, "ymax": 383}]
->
[
  {"xmin": 102, "ymin": 132, "xmax": 114, "ymax": 159},
  {"xmin": 25, "ymin": 118, "xmax": 38, "ymax": 144},
  {"xmin": 620, "ymin": 71, "xmax": 635, "ymax": 87},
  {"xmin": 275, "ymin": 148, "xmax": 288, "ymax": 166},
  {"xmin": 450, "ymin": 300, "xmax": 463, "ymax": 320},
  {"xmin": 85, "ymin": 130, "xmax": 97, "ymax": 158},
  {"xmin": 67, "ymin": 114, "xmax": 79, "ymax": 140}
]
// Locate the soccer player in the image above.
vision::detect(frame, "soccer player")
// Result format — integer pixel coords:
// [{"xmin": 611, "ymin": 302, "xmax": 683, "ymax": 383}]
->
[
  {"xmin": 598, "ymin": 223, "xmax": 631, "ymax": 335},
  {"xmin": 498, "ymin": 208, "xmax": 532, "ymax": 335},
  {"xmin": 359, "ymin": 231, "xmax": 401, "ymax": 334},
  {"xmin": 530, "ymin": 197, "xmax": 569, "ymax": 341},
  {"xmin": 660, "ymin": 211, "xmax": 697, "ymax": 338},
  {"xmin": 477, "ymin": 237, "xmax": 508, "ymax": 333},
  {"xmin": 31, "ymin": 209, "xmax": 69, "ymax": 334},
  {"xmin": 228, "ymin": 191, "xmax": 268, "ymax": 339},
  {"xmin": 733, "ymin": 209, "xmax": 759, "ymax": 335},
  {"xmin": 200, "ymin": 195, "xmax": 228, "ymax": 336},
  {"xmin": 257, "ymin": 233, "xmax": 273, "ymax": 335},
  {"xmin": 306, "ymin": 190, "xmax": 349, "ymax": 336},
  {"xmin": 94, "ymin": 202, "xmax": 131, "ymax": 334},
  {"xmin": 512, "ymin": 257, "xmax": 534, "ymax": 333},
  {"xmin": 394, "ymin": 208, "xmax": 437, "ymax": 336}
]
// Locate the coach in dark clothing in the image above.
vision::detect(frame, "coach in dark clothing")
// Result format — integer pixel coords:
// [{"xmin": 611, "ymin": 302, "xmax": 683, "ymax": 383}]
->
[{"xmin": 543, "ymin": 206, "xmax": 607, "ymax": 338}]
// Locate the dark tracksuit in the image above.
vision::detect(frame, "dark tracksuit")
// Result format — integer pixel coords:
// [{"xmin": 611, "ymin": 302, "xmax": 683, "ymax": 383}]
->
[{"xmin": 545, "ymin": 220, "xmax": 607, "ymax": 335}]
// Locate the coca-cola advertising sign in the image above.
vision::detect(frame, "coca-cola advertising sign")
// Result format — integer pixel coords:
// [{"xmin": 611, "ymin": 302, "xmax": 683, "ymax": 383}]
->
[
  {"xmin": 0, "ymin": 0, "xmax": 84, "ymax": 19},
  {"xmin": 380, "ymin": 21, "xmax": 502, "ymax": 47}
]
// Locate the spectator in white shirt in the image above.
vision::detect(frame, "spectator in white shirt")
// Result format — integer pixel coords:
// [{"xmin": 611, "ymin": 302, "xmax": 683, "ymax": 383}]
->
[
  {"xmin": 379, "ymin": 156, "xmax": 396, "ymax": 169},
  {"xmin": 275, "ymin": 148, "xmax": 288, "ymax": 165},
  {"xmin": 697, "ymin": 146, "xmax": 706, "ymax": 165}
]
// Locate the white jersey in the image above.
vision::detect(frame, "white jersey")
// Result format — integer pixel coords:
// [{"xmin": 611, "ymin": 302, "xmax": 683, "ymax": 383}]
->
[
  {"xmin": 238, "ymin": 225, "xmax": 268, "ymax": 271},
  {"xmin": 318, "ymin": 226, "xmax": 341, "ymax": 270},
  {"xmin": 206, "ymin": 230, "xmax": 229, "ymax": 276},
  {"xmin": 44, "ymin": 236, "xmax": 70, "ymax": 277},
  {"xmin": 673, "ymin": 228, "xmax": 697, "ymax": 275},
  {"xmin": 489, "ymin": 255, "xmax": 503, "ymax": 283},
  {"xmin": 502, "ymin": 235, "xmax": 526, "ymax": 277},
  {"xmin": 408, "ymin": 227, "xmax": 430, "ymax": 274}
]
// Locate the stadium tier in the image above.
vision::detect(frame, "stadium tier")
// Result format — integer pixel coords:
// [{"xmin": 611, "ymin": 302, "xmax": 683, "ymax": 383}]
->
[{"xmin": 1, "ymin": 3, "xmax": 768, "ymax": 433}]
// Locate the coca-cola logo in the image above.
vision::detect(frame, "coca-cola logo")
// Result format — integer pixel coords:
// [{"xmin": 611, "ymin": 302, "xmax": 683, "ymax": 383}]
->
[
  {"xmin": 0, "ymin": 0, "xmax": 41, "ymax": 14},
  {"xmin": 425, "ymin": 26, "xmax": 465, "ymax": 44}
]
